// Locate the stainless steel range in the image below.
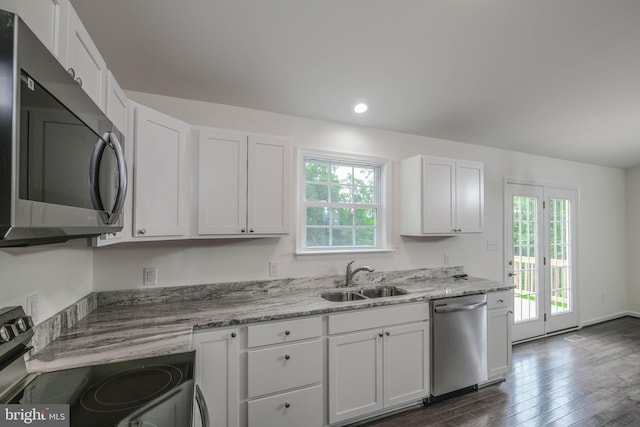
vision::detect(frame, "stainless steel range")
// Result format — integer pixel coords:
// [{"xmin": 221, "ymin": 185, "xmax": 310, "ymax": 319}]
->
[{"xmin": 0, "ymin": 306, "xmax": 195, "ymax": 427}]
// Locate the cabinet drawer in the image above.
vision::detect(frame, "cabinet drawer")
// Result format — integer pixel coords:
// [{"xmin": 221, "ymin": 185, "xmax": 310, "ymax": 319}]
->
[
  {"xmin": 248, "ymin": 339, "xmax": 322, "ymax": 397},
  {"xmin": 487, "ymin": 290, "xmax": 513, "ymax": 310},
  {"xmin": 329, "ymin": 303, "xmax": 428, "ymax": 335},
  {"xmin": 248, "ymin": 316, "xmax": 321, "ymax": 348},
  {"xmin": 248, "ymin": 385, "xmax": 322, "ymax": 427}
]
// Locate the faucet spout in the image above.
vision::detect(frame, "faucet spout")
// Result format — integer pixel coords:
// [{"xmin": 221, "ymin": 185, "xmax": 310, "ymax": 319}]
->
[{"xmin": 345, "ymin": 260, "xmax": 375, "ymax": 287}]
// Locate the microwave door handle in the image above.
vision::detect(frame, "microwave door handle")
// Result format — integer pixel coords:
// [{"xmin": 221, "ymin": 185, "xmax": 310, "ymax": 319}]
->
[
  {"xmin": 105, "ymin": 131, "xmax": 128, "ymax": 225},
  {"xmin": 89, "ymin": 138, "xmax": 107, "ymax": 212},
  {"xmin": 195, "ymin": 384, "xmax": 210, "ymax": 427}
]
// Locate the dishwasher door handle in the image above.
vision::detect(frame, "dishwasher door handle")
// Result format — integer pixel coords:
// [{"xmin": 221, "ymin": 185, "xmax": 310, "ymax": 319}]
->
[{"xmin": 434, "ymin": 300, "xmax": 487, "ymax": 313}]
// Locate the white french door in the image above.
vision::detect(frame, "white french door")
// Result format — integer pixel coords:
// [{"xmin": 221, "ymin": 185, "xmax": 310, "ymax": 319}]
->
[{"xmin": 505, "ymin": 182, "xmax": 578, "ymax": 342}]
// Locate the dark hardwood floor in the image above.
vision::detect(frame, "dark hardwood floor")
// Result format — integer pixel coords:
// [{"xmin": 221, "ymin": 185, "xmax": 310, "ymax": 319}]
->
[{"xmin": 358, "ymin": 316, "xmax": 640, "ymax": 427}]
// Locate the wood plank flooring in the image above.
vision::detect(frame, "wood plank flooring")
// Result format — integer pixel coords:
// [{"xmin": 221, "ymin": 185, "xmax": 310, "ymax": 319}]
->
[{"xmin": 357, "ymin": 316, "xmax": 640, "ymax": 427}]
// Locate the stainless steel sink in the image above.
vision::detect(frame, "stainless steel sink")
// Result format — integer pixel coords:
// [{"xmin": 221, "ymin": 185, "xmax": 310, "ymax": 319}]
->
[
  {"xmin": 320, "ymin": 286, "xmax": 407, "ymax": 302},
  {"xmin": 320, "ymin": 291, "xmax": 366, "ymax": 302},
  {"xmin": 360, "ymin": 286, "xmax": 407, "ymax": 298}
]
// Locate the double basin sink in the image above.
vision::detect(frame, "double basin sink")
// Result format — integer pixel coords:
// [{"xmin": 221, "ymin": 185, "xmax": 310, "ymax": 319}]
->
[{"xmin": 320, "ymin": 286, "xmax": 407, "ymax": 302}]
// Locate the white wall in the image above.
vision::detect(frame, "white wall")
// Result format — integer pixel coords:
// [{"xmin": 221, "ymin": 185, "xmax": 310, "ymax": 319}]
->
[
  {"xmin": 626, "ymin": 166, "xmax": 640, "ymax": 314},
  {"xmin": 90, "ymin": 91, "xmax": 629, "ymax": 326},
  {"xmin": 0, "ymin": 240, "xmax": 93, "ymax": 324}
]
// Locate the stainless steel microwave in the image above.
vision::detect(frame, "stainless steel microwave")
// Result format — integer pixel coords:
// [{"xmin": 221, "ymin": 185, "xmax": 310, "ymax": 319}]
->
[{"xmin": 0, "ymin": 10, "xmax": 127, "ymax": 247}]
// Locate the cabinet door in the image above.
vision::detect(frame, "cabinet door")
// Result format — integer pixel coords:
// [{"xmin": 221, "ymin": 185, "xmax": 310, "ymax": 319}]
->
[
  {"xmin": 328, "ymin": 330, "xmax": 383, "ymax": 424},
  {"xmin": 133, "ymin": 104, "xmax": 189, "ymax": 238},
  {"xmin": 196, "ymin": 129, "xmax": 248, "ymax": 235},
  {"xmin": 247, "ymin": 136, "xmax": 290, "ymax": 234},
  {"xmin": 10, "ymin": 0, "xmax": 69, "ymax": 63},
  {"xmin": 65, "ymin": 5, "xmax": 106, "ymax": 110},
  {"xmin": 487, "ymin": 307, "xmax": 513, "ymax": 379},
  {"xmin": 383, "ymin": 322, "xmax": 429, "ymax": 407},
  {"xmin": 455, "ymin": 161, "xmax": 484, "ymax": 233},
  {"xmin": 422, "ymin": 157, "xmax": 455, "ymax": 233},
  {"xmin": 105, "ymin": 71, "xmax": 128, "ymax": 135},
  {"xmin": 192, "ymin": 328, "xmax": 240, "ymax": 427}
]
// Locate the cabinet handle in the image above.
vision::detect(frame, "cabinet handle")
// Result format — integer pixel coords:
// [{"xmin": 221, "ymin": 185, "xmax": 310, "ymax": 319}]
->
[
  {"xmin": 378, "ymin": 332, "xmax": 383, "ymax": 337},
  {"xmin": 284, "ymin": 402, "xmax": 291, "ymax": 409},
  {"xmin": 385, "ymin": 331, "xmax": 390, "ymax": 336},
  {"xmin": 497, "ymin": 299, "xmax": 504, "ymax": 304},
  {"xmin": 249, "ymin": 228, "xmax": 254, "ymax": 233},
  {"xmin": 284, "ymin": 330, "xmax": 291, "ymax": 336},
  {"xmin": 284, "ymin": 354, "xmax": 290, "ymax": 360},
  {"xmin": 75, "ymin": 77, "xmax": 83, "ymax": 87},
  {"xmin": 231, "ymin": 332, "xmax": 236, "ymax": 338},
  {"xmin": 67, "ymin": 67, "xmax": 76, "ymax": 78},
  {"xmin": 138, "ymin": 229, "xmax": 147, "ymax": 235},
  {"xmin": 241, "ymin": 228, "xmax": 246, "ymax": 233}
]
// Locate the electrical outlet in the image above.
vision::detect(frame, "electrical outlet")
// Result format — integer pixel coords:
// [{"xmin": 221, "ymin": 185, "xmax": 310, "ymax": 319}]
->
[
  {"xmin": 269, "ymin": 261, "xmax": 280, "ymax": 277},
  {"xmin": 444, "ymin": 253, "xmax": 450, "ymax": 265},
  {"xmin": 143, "ymin": 267, "xmax": 158, "ymax": 286},
  {"xmin": 26, "ymin": 293, "xmax": 38, "ymax": 323}
]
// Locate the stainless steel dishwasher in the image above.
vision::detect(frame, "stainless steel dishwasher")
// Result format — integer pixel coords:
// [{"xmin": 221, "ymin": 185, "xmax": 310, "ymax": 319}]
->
[{"xmin": 431, "ymin": 293, "xmax": 488, "ymax": 399}]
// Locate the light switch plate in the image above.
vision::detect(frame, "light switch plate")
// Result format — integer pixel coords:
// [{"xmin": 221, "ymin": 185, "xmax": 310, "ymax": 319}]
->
[{"xmin": 143, "ymin": 267, "xmax": 158, "ymax": 286}]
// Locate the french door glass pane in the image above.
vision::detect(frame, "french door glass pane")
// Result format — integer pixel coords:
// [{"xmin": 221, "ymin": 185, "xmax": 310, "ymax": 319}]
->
[
  {"xmin": 513, "ymin": 196, "xmax": 538, "ymax": 323},
  {"xmin": 550, "ymin": 198, "xmax": 572, "ymax": 315}
]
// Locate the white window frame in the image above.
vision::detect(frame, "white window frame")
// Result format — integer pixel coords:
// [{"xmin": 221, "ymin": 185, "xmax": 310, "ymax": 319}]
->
[{"xmin": 296, "ymin": 148, "xmax": 392, "ymax": 255}]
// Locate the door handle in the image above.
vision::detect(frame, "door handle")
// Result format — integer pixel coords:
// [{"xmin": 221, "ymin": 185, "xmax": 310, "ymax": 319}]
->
[{"xmin": 195, "ymin": 384, "xmax": 210, "ymax": 427}]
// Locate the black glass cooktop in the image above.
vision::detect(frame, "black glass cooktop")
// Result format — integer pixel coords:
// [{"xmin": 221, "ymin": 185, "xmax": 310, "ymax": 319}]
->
[{"xmin": 11, "ymin": 351, "xmax": 194, "ymax": 427}]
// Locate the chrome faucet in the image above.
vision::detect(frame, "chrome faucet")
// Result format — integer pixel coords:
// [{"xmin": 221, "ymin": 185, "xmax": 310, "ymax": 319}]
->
[{"xmin": 345, "ymin": 260, "xmax": 375, "ymax": 287}]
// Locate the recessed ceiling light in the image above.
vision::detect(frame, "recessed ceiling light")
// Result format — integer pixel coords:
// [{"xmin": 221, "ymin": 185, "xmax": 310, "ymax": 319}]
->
[{"xmin": 354, "ymin": 103, "xmax": 368, "ymax": 114}]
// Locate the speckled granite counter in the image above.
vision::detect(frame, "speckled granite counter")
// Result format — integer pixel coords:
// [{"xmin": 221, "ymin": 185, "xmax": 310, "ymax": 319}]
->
[{"xmin": 26, "ymin": 267, "xmax": 513, "ymax": 373}]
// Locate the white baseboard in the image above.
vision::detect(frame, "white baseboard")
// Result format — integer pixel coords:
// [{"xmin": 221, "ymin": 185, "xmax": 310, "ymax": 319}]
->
[{"xmin": 581, "ymin": 311, "xmax": 640, "ymax": 327}]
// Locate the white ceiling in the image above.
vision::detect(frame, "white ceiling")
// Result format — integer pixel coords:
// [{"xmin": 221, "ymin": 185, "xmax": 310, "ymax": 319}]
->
[{"xmin": 70, "ymin": 0, "xmax": 640, "ymax": 169}]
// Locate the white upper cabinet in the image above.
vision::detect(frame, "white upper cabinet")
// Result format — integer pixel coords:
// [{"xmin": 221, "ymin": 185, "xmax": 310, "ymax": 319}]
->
[
  {"xmin": 195, "ymin": 129, "xmax": 290, "ymax": 237},
  {"xmin": 246, "ymin": 135, "xmax": 290, "ymax": 235},
  {"xmin": 105, "ymin": 71, "xmax": 128, "ymax": 135},
  {"xmin": 132, "ymin": 103, "xmax": 190, "ymax": 239},
  {"xmin": 4, "ymin": 0, "xmax": 69, "ymax": 63},
  {"xmin": 196, "ymin": 129, "xmax": 248, "ymax": 235},
  {"xmin": 63, "ymin": 4, "xmax": 107, "ymax": 110},
  {"xmin": 401, "ymin": 155, "xmax": 484, "ymax": 235}
]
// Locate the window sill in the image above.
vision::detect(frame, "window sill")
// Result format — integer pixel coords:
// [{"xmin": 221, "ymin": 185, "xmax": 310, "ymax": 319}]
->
[{"xmin": 295, "ymin": 248, "xmax": 395, "ymax": 259}]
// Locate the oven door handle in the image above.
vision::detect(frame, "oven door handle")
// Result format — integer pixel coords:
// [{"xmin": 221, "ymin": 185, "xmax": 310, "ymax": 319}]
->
[
  {"xmin": 195, "ymin": 384, "xmax": 210, "ymax": 427},
  {"xmin": 89, "ymin": 132, "xmax": 128, "ymax": 225}
]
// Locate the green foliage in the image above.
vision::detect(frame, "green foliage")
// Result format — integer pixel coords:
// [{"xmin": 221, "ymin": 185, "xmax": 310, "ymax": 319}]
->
[{"xmin": 304, "ymin": 159, "xmax": 377, "ymax": 247}]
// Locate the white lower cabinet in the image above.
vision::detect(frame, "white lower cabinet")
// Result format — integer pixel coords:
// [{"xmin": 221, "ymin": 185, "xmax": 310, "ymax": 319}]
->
[
  {"xmin": 246, "ymin": 317, "xmax": 323, "ymax": 427},
  {"xmin": 248, "ymin": 384, "xmax": 322, "ymax": 427},
  {"xmin": 486, "ymin": 290, "xmax": 513, "ymax": 381},
  {"xmin": 328, "ymin": 304, "xmax": 429, "ymax": 424},
  {"xmin": 192, "ymin": 327, "xmax": 240, "ymax": 427}
]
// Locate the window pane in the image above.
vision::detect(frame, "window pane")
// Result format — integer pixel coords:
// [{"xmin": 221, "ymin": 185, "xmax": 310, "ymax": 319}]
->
[
  {"xmin": 331, "ymin": 208, "xmax": 353, "ymax": 225},
  {"xmin": 355, "ymin": 208, "xmax": 376, "ymax": 226},
  {"xmin": 331, "ymin": 185, "xmax": 353, "ymax": 203},
  {"xmin": 306, "ymin": 183, "xmax": 328, "ymax": 202},
  {"xmin": 306, "ymin": 162, "xmax": 329, "ymax": 182},
  {"xmin": 355, "ymin": 167, "xmax": 375, "ymax": 186},
  {"xmin": 354, "ymin": 186, "xmax": 374, "ymax": 204},
  {"xmin": 355, "ymin": 228, "xmax": 375, "ymax": 246},
  {"xmin": 331, "ymin": 165, "xmax": 353, "ymax": 184},
  {"xmin": 307, "ymin": 207, "xmax": 329, "ymax": 225},
  {"xmin": 307, "ymin": 228, "xmax": 329, "ymax": 247},
  {"xmin": 332, "ymin": 228, "xmax": 353, "ymax": 246}
]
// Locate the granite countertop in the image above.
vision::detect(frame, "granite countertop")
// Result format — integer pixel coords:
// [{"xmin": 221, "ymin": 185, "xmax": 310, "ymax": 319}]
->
[{"xmin": 26, "ymin": 270, "xmax": 513, "ymax": 374}]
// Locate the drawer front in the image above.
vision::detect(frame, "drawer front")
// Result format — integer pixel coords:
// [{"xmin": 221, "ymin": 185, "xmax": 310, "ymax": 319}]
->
[
  {"xmin": 248, "ymin": 385, "xmax": 322, "ymax": 427},
  {"xmin": 248, "ymin": 316, "xmax": 322, "ymax": 348},
  {"xmin": 487, "ymin": 290, "xmax": 513, "ymax": 310},
  {"xmin": 248, "ymin": 339, "xmax": 322, "ymax": 397},
  {"xmin": 328, "ymin": 302, "xmax": 429, "ymax": 335}
]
